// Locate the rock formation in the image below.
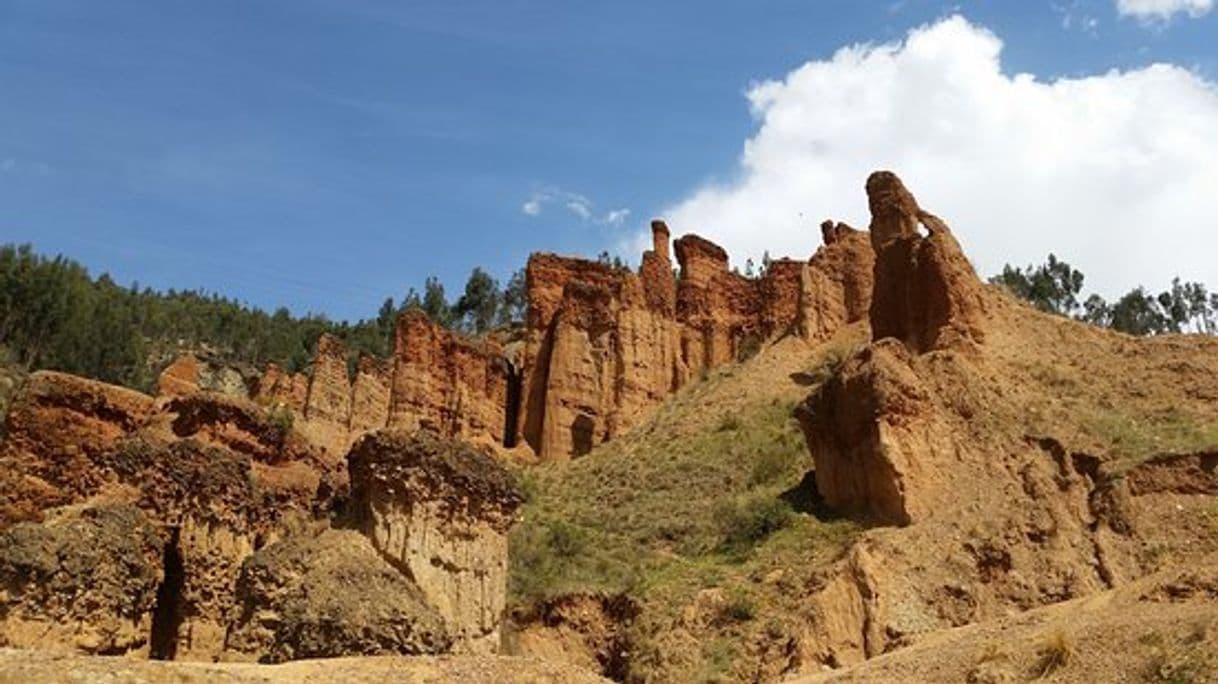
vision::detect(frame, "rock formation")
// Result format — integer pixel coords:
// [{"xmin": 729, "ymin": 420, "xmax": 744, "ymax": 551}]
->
[
  {"xmin": 348, "ymin": 430, "xmax": 524, "ymax": 653},
  {"xmin": 387, "ymin": 309, "xmax": 510, "ymax": 451},
  {"xmin": 0, "ymin": 504, "xmax": 162, "ymax": 655},
  {"xmin": 797, "ymin": 222, "xmax": 874, "ymax": 341},
  {"xmin": 157, "ymin": 353, "xmax": 253, "ymax": 399},
  {"xmin": 518, "ymin": 217, "xmax": 872, "ymax": 460},
  {"xmin": 866, "ymin": 170, "xmax": 987, "ymax": 353},
  {"xmin": 225, "ymin": 528, "xmax": 451, "ymax": 662},
  {"xmin": 142, "ymin": 211, "xmax": 872, "ymax": 466},
  {"xmin": 0, "ymin": 365, "xmax": 521, "ymax": 663},
  {"xmin": 789, "ymin": 171, "xmax": 1218, "ymax": 665}
]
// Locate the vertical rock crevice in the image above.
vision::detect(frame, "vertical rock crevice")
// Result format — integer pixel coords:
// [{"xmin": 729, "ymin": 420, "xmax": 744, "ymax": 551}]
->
[{"xmin": 149, "ymin": 527, "xmax": 185, "ymax": 661}]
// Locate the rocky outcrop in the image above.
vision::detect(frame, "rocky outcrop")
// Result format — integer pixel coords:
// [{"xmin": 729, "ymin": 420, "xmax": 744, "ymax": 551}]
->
[
  {"xmin": 251, "ymin": 363, "xmax": 308, "ymax": 414},
  {"xmin": 388, "ymin": 310, "xmax": 510, "ymax": 451},
  {"xmin": 295, "ymin": 334, "xmax": 352, "ymax": 459},
  {"xmin": 157, "ymin": 353, "xmax": 252, "ymax": 399},
  {"xmin": 0, "ymin": 504, "xmax": 162, "ymax": 655},
  {"xmin": 520, "ymin": 218, "xmax": 870, "ymax": 460},
  {"xmin": 348, "ymin": 430, "xmax": 524, "ymax": 653},
  {"xmin": 0, "ymin": 371, "xmax": 156, "ymax": 523},
  {"xmin": 349, "ymin": 355, "xmax": 392, "ymax": 434},
  {"xmin": 797, "ymin": 222, "xmax": 874, "ymax": 341},
  {"xmin": 866, "ymin": 171, "xmax": 987, "ymax": 353},
  {"xmin": 0, "ymin": 365, "xmax": 532, "ymax": 664},
  {"xmin": 795, "ymin": 174, "xmax": 994, "ymax": 525},
  {"xmin": 796, "ymin": 340, "xmax": 949, "ymax": 525},
  {"xmin": 225, "ymin": 528, "xmax": 450, "ymax": 663}
]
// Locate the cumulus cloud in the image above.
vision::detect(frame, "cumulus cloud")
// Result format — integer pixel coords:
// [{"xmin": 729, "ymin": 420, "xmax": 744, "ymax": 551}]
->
[
  {"xmin": 657, "ymin": 15, "xmax": 1218, "ymax": 299},
  {"xmin": 1116, "ymin": 0, "xmax": 1213, "ymax": 21},
  {"xmin": 523, "ymin": 187, "xmax": 630, "ymax": 226}
]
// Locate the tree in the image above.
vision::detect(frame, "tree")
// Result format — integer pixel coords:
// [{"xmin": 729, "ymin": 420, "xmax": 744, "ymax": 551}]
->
[
  {"xmin": 498, "ymin": 268, "xmax": 527, "ymax": 326},
  {"xmin": 454, "ymin": 268, "xmax": 500, "ymax": 334},
  {"xmin": 990, "ymin": 254, "xmax": 1085, "ymax": 316},
  {"xmin": 421, "ymin": 276, "xmax": 452, "ymax": 327},
  {"xmin": 1109, "ymin": 287, "xmax": 1169, "ymax": 336}
]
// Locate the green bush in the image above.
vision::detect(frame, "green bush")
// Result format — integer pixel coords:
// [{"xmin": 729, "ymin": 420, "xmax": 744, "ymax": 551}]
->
[
  {"xmin": 716, "ymin": 494, "xmax": 794, "ymax": 551},
  {"xmin": 545, "ymin": 519, "xmax": 589, "ymax": 559},
  {"xmin": 719, "ymin": 590, "xmax": 756, "ymax": 623},
  {"xmin": 266, "ymin": 403, "xmax": 295, "ymax": 438}
]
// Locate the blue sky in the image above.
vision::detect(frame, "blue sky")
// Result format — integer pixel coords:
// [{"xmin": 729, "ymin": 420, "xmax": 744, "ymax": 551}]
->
[{"xmin": 2, "ymin": 1, "xmax": 1216, "ymax": 321}]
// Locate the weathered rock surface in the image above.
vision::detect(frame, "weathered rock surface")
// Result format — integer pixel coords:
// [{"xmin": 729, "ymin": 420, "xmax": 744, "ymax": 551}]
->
[
  {"xmin": 387, "ymin": 310, "xmax": 510, "ymax": 452},
  {"xmin": 225, "ymin": 528, "xmax": 450, "ymax": 663},
  {"xmin": 0, "ymin": 371, "xmax": 156, "ymax": 524},
  {"xmin": 0, "ymin": 504, "xmax": 162, "ymax": 656},
  {"xmin": 797, "ymin": 222, "xmax": 874, "ymax": 341},
  {"xmin": 348, "ymin": 430, "xmax": 524, "ymax": 653},
  {"xmin": 157, "ymin": 354, "xmax": 253, "ymax": 400},
  {"xmin": 519, "ymin": 217, "xmax": 870, "ymax": 460},
  {"xmin": 251, "ymin": 363, "xmax": 308, "ymax": 414},
  {"xmin": 866, "ymin": 171, "xmax": 987, "ymax": 353},
  {"xmin": 789, "ymin": 171, "xmax": 1218, "ymax": 667}
]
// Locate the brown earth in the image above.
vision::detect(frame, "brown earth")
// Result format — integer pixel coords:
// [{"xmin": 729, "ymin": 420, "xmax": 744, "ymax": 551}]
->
[{"xmin": 0, "ymin": 648, "xmax": 610, "ymax": 683}]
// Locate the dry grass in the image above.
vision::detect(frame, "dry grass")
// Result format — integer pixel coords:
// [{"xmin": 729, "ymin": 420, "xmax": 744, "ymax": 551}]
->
[{"xmin": 1034, "ymin": 628, "xmax": 1074, "ymax": 679}]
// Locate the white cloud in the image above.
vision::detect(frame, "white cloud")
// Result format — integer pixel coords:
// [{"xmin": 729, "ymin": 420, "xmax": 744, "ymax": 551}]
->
[
  {"xmin": 566, "ymin": 197, "xmax": 592, "ymax": 220},
  {"xmin": 603, "ymin": 208, "xmax": 631, "ymax": 226},
  {"xmin": 657, "ymin": 15, "xmax": 1218, "ymax": 299},
  {"xmin": 521, "ymin": 187, "xmax": 631, "ymax": 227},
  {"xmin": 1116, "ymin": 0, "xmax": 1213, "ymax": 21}
]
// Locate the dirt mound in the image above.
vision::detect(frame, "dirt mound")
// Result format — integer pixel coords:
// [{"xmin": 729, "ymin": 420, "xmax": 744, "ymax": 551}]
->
[
  {"xmin": 794, "ymin": 562, "xmax": 1218, "ymax": 683},
  {"xmin": 225, "ymin": 528, "xmax": 450, "ymax": 662},
  {"xmin": 0, "ymin": 503, "xmax": 162, "ymax": 655}
]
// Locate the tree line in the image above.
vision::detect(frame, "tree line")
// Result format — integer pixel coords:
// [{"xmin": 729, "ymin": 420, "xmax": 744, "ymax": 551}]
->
[
  {"xmin": 0, "ymin": 243, "xmax": 525, "ymax": 390},
  {"xmin": 990, "ymin": 254, "xmax": 1216, "ymax": 335}
]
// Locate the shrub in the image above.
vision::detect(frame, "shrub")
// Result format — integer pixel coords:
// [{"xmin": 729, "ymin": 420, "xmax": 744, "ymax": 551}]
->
[
  {"xmin": 719, "ymin": 590, "xmax": 755, "ymax": 623},
  {"xmin": 716, "ymin": 495, "xmax": 794, "ymax": 551},
  {"xmin": 266, "ymin": 403, "xmax": 295, "ymax": 438},
  {"xmin": 717, "ymin": 414, "xmax": 741, "ymax": 432},
  {"xmin": 1035, "ymin": 629, "xmax": 1073, "ymax": 678},
  {"xmin": 545, "ymin": 519, "xmax": 589, "ymax": 559}
]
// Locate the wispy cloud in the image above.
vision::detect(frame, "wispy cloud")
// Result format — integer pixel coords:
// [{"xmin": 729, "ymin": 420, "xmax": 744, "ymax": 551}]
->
[
  {"xmin": 603, "ymin": 208, "xmax": 631, "ymax": 226},
  {"xmin": 1054, "ymin": 1, "xmax": 1101, "ymax": 34},
  {"xmin": 1116, "ymin": 0, "xmax": 1213, "ymax": 23},
  {"xmin": 520, "ymin": 186, "xmax": 630, "ymax": 226}
]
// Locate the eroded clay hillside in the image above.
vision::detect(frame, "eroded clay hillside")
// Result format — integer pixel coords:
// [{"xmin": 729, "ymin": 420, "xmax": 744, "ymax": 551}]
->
[{"xmin": 0, "ymin": 172, "xmax": 1215, "ymax": 683}]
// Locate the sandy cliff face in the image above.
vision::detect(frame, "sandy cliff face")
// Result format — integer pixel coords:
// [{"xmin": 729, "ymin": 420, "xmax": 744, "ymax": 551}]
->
[
  {"xmin": 520, "ymin": 218, "xmax": 873, "ymax": 461},
  {"xmin": 348, "ymin": 430, "xmax": 524, "ymax": 654}
]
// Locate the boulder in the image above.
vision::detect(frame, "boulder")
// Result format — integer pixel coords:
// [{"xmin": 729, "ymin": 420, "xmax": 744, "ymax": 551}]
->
[
  {"xmin": 225, "ymin": 528, "xmax": 450, "ymax": 663},
  {"xmin": 348, "ymin": 430, "xmax": 523, "ymax": 653},
  {"xmin": 0, "ymin": 504, "xmax": 162, "ymax": 655}
]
